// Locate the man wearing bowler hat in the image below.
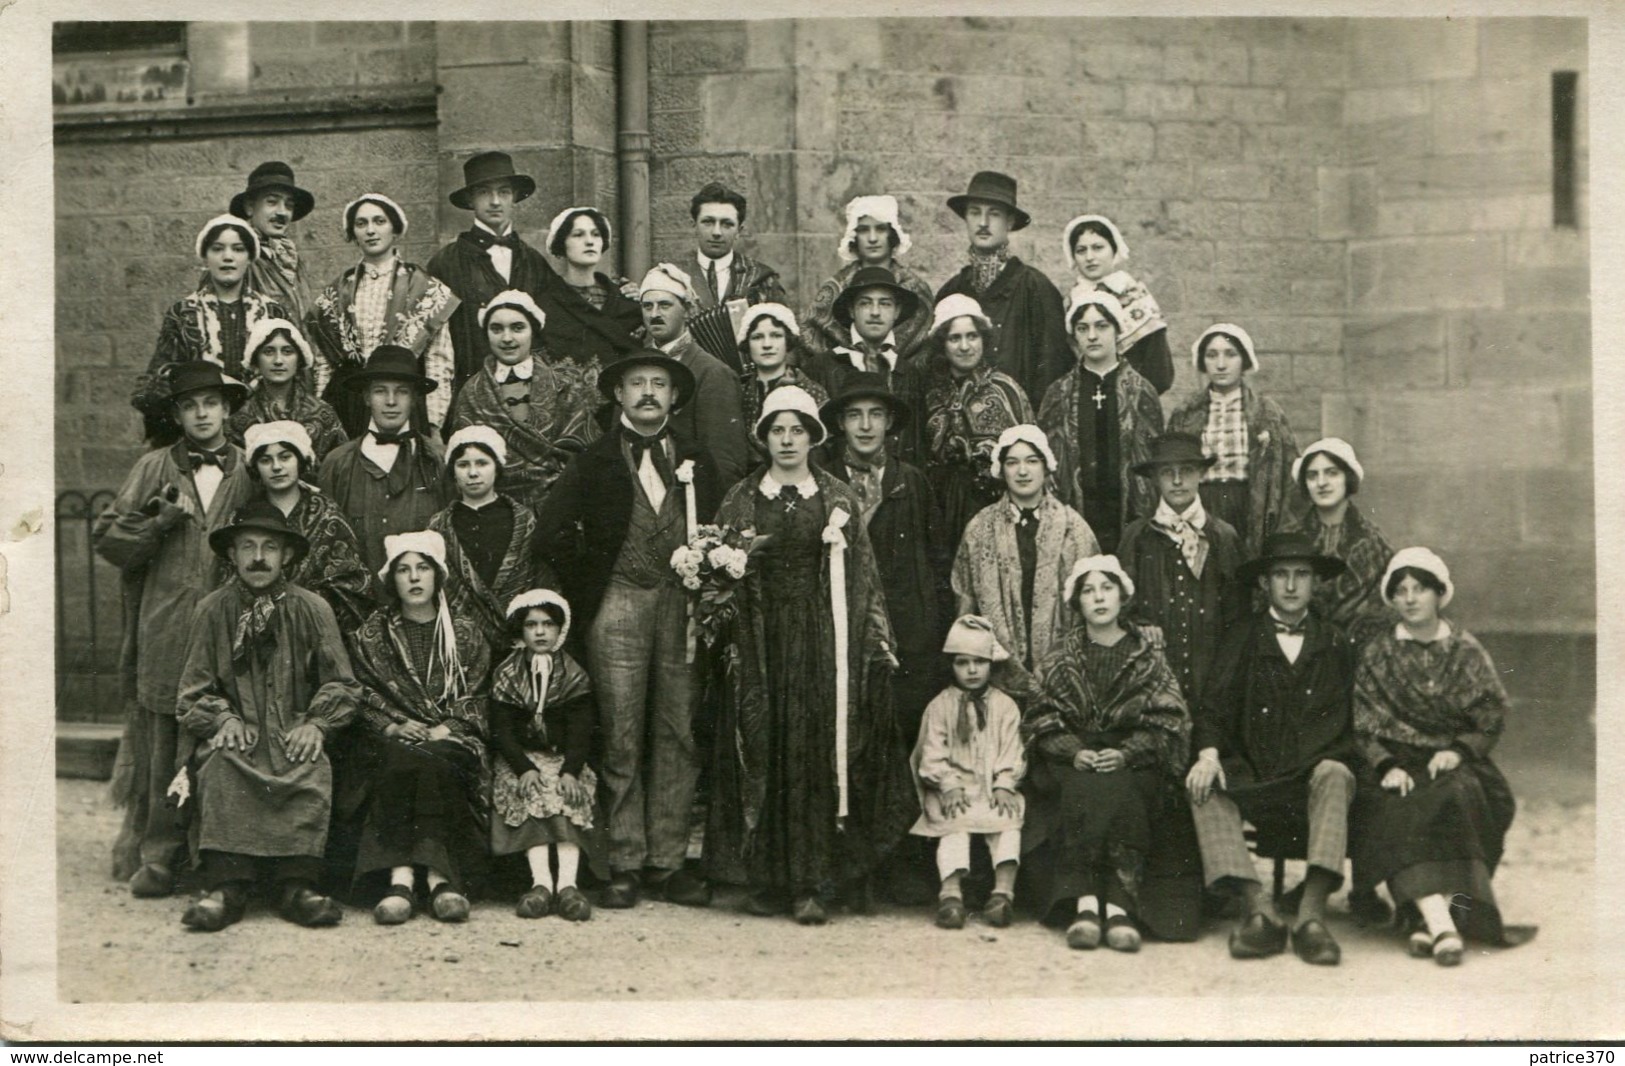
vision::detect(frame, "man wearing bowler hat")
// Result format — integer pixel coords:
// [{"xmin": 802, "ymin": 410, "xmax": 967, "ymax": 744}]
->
[
  {"xmin": 94, "ymin": 362, "xmax": 257, "ymax": 897},
  {"xmin": 317, "ymin": 345, "xmax": 449, "ymax": 575},
  {"xmin": 805, "ymin": 265, "xmax": 927, "ymax": 463},
  {"xmin": 427, "ymin": 151, "xmax": 563, "ymax": 389},
  {"xmin": 1185, "ymin": 531, "xmax": 1358, "ymax": 966},
  {"xmin": 230, "ymin": 161, "xmax": 317, "ymax": 323},
  {"xmin": 935, "ymin": 171, "xmax": 1071, "ymax": 406},
  {"xmin": 534, "ymin": 350, "xmax": 723, "ymax": 911},
  {"xmin": 173, "ymin": 499, "xmax": 362, "ymax": 932}
]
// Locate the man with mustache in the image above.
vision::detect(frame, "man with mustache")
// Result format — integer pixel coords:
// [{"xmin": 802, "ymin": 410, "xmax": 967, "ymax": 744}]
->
[
  {"xmin": 935, "ymin": 171, "xmax": 1071, "ymax": 407},
  {"xmin": 171, "ymin": 500, "xmax": 362, "ymax": 932},
  {"xmin": 534, "ymin": 351, "xmax": 723, "ymax": 910},
  {"xmin": 94, "ymin": 363, "xmax": 257, "ymax": 897},
  {"xmin": 638, "ymin": 263, "xmax": 749, "ymax": 486},
  {"xmin": 426, "ymin": 151, "xmax": 563, "ymax": 390},
  {"xmin": 674, "ymin": 181, "xmax": 787, "ymax": 369},
  {"xmin": 230, "ymin": 161, "xmax": 316, "ymax": 324}
]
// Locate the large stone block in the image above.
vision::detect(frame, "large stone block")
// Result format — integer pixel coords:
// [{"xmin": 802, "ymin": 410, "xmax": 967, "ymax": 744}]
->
[
  {"xmin": 248, "ymin": 21, "xmax": 313, "ymax": 52},
  {"xmin": 1505, "ymin": 265, "xmax": 1590, "ymax": 312},
  {"xmin": 1080, "ymin": 119, "xmax": 1155, "ymax": 161},
  {"xmin": 703, "ymin": 72, "xmax": 796, "ymax": 151},
  {"xmin": 1166, "ymin": 200, "xmax": 1247, "ymax": 240},
  {"xmin": 1558, "ymin": 386, "xmax": 1592, "ymax": 466},
  {"xmin": 1342, "ymin": 85, "xmax": 1429, "ymax": 125},
  {"xmin": 1154, "ymin": 121, "xmax": 1242, "ymax": 162},
  {"xmin": 1506, "ymin": 228, "xmax": 1588, "ymax": 269},
  {"xmin": 1521, "ymin": 467, "xmax": 1594, "ymax": 545},
  {"xmin": 1371, "ymin": 195, "xmax": 1545, "ymax": 237},
  {"xmin": 1077, "ymin": 42, "xmax": 1163, "ymax": 82},
  {"xmin": 749, "ymin": 152, "xmax": 797, "ymax": 235},
  {"xmin": 744, "ymin": 20, "xmax": 794, "ymax": 71},
  {"xmin": 1243, "ymin": 124, "xmax": 1344, "ymax": 165},
  {"xmin": 650, "ymin": 110, "xmax": 705, "ymax": 156},
  {"xmin": 650, "ymin": 74, "xmax": 703, "ymax": 114},
  {"xmin": 1291, "ymin": 354, "xmax": 1345, "ymax": 391},
  {"xmin": 1348, "ymin": 19, "xmax": 1477, "ymax": 86},
  {"xmin": 1345, "ymin": 117, "xmax": 1432, "ymax": 167},
  {"xmin": 1383, "ymin": 387, "xmax": 1564, "ymax": 471},
  {"xmin": 1316, "ymin": 166, "xmax": 1352, "ymax": 239},
  {"xmin": 1083, "ymin": 159, "xmax": 1194, "ymax": 200},
  {"xmin": 1375, "ymin": 150, "xmax": 1546, "ymax": 201},
  {"xmin": 571, "ymin": 66, "xmax": 618, "ymax": 154},
  {"xmin": 1237, "ymin": 202, "xmax": 1317, "ymax": 239},
  {"xmin": 657, "ymin": 155, "xmax": 754, "ymax": 199},
  {"xmin": 437, "ymin": 64, "xmax": 572, "ymax": 149},
  {"xmin": 1359, "ymin": 469, "xmax": 1521, "ymax": 548},
  {"xmin": 56, "ymin": 334, "xmax": 113, "ymax": 369},
  {"xmin": 1023, "ymin": 80, "xmax": 1125, "ymax": 117},
  {"xmin": 1241, "ymin": 315, "xmax": 1342, "ymax": 354},
  {"xmin": 1285, "ymin": 88, "xmax": 1342, "ymax": 125},
  {"xmin": 874, "ymin": 27, "xmax": 981, "ymax": 74},
  {"xmin": 1215, "ymin": 239, "xmax": 1342, "ymax": 280},
  {"xmin": 1479, "ymin": 17, "xmax": 1585, "ymax": 75},
  {"xmin": 355, "ymin": 45, "xmax": 436, "ymax": 88},
  {"xmin": 1349, "ymin": 236, "xmax": 1503, "ymax": 312},
  {"xmin": 1448, "ymin": 309, "xmax": 1590, "ymax": 386},
  {"xmin": 651, "ymin": 30, "xmax": 748, "ymax": 75},
  {"xmin": 436, "ymin": 21, "xmax": 565, "ymax": 67},
  {"xmin": 1343, "ymin": 313, "xmax": 1447, "ymax": 388},
  {"xmin": 1123, "ymin": 83, "xmax": 1196, "ymax": 119},
  {"xmin": 252, "ymin": 53, "xmax": 356, "ymax": 91},
  {"xmin": 1194, "ymin": 86, "xmax": 1288, "ymax": 123},
  {"xmin": 1162, "ymin": 43, "xmax": 1250, "ymax": 86},
  {"xmin": 313, "ymin": 21, "xmax": 404, "ymax": 48},
  {"xmin": 1249, "ymin": 42, "xmax": 1347, "ymax": 89},
  {"xmin": 800, "ymin": 19, "xmax": 885, "ymax": 71},
  {"xmin": 1430, "ymin": 76, "xmax": 1551, "ymax": 157},
  {"xmin": 1442, "ymin": 546, "xmax": 1593, "ymax": 633}
]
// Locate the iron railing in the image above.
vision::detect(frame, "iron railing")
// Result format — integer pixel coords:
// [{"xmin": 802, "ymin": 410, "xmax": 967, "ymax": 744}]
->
[{"xmin": 55, "ymin": 488, "xmax": 122, "ymax": 722}]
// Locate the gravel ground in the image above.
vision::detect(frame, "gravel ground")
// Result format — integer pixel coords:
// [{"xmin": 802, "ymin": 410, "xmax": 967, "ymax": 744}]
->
[{"xmin": 52, "ymin": 756, "xmax": 1605, "ymax": 1041}]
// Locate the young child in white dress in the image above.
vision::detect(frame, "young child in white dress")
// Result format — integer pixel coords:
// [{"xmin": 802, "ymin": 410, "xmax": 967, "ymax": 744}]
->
[
  {"xmin": 910, "ymin": 615, "xmax": 1028, "ymax": 929},
  {"xmin": 487, "ymin": 589, "xmax": 600, "ymax": 921}
]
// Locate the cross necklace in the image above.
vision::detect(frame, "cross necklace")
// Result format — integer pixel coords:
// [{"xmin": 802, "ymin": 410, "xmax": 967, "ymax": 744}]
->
[{"xmin": 1091, "ymin": 384, "xmax": 1108, "ymax": 410}]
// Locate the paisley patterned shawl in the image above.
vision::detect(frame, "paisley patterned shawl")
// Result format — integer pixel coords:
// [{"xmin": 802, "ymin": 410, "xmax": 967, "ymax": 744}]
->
[
  {"xmin": 306, "ymin": 258, "xmax": 460, "ymax": 370},
  {"xmin": 1283, "ymin": 501, "xmax": 1395, "ymax": 647},
  {"xmin": 1037, "ymin": 362, "xmax": 1164, "ymax": 531},
  {"xmin": 1024, "ymin": 624, "xmax": 1190, "ymax": 777},
  {"xmin": 427, "ymin": 495, "xmax": 538, "ymax": 650},
  {"xmin": 132, "ymin": 287, "xmax": 288, "ymax": 442},
  {"xmin": 1353, "ymin": 626, "xmax": 1510, "ymax": 768},
  {"xmin": 949, "ymin": 494, "xmax": 1100, "ymax": 701},
  {"xmin": 443, "ymin": 357, "xmax": 604, "ymax": 511},
  {"xmin": 802, "ymin": 258, "xmax": 938, "ymax": 362},
  {"xmin": 1168, "ymin": 383, "xmax": 1303, "ymax": 556},
  {"xmin": 711, "ymin": 469, "xmax": 897, "ymax": 843},
  {"xmin": 489, "ymin": 646, "xmax": 592, "ymax": 742},
  {"xmin": 347, "ymin": 605, "xmax": 492, "ymax": 762},
  {"xmin": 1091, "ymin": 269, "xmax": 1167, "ymax": 353},
  {"xmin": 923, "ymin": 362, "xmax": 1033, "ymax": 468},
  {"xmin": 227, "ymin": 380, "xmax": 350, "ymax": 461}
]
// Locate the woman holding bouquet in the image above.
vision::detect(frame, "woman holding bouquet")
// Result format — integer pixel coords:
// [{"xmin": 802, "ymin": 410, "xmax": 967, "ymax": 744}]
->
[{"xmin": 702, "ymin": 387, "xmax": 918, "ymax": 925}]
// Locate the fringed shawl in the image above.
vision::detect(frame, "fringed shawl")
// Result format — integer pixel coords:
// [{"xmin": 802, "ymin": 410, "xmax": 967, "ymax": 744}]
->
[
  {"xmin": 1089, "ymin": 269, "xmax": 1167, "ymax": 353},
  {"xmin": 427, "ymin": 496, "xmax": 538, "ymax": 651},
  {"xmin": 1037, "ymin": 361, "xmax": 1164, "ymax": 531},
  {"xmin": 348, "ymin": 606, "xmax": 492, "ymax": 762},
  {"xmin": 1168, "ymin": 383, "xmax": 1303, "ymax": 557},
  {"xmin": 923, "ymin": 363, "xmax": 1034, "ymax": 468},
  {"xmin": 1353, "ymin": 626, "xmax": 1510, "ymax": 769}
]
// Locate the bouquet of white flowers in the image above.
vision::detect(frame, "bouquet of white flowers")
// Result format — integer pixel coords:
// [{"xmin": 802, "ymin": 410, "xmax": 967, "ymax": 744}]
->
[{"xmin": 670, "ymin": 524, "xmax": 764, "ymax": 646}]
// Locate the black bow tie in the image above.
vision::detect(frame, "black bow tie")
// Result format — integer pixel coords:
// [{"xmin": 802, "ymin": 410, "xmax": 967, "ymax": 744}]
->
[
  {"xmin": 845, "ymin": 458, "xmax": 880, "ymax": 475},
  {"xmin": 626, "ymin": 426, "xmax": 670, "ymax": 464},
  {"xmin": 188, "ymin": 448, "xmax": 227, "ymax": 471},
  {"xmin": 468, "ymin": 228, "xmax": 521, "ymax": 252},
  {"xmin": 1273, "ymin": 617, "xmax": 1308, "ymax": 637},
  {"xmin": 370, "ymin": 428, "xmax": 411, "ymax": 446},
  {"xmin": 777, "ymin": 484, "xmax": 803, "ymax": 505}
]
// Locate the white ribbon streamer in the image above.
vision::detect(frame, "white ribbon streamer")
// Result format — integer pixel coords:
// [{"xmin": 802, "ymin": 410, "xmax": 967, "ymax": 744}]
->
[
  {"xmin": 677, "ymin": 461, "xmax": 699, "ymax": 663},
  {"xmin": 823, "ymin": 506, "xmax": 852, "ymax": 821}
]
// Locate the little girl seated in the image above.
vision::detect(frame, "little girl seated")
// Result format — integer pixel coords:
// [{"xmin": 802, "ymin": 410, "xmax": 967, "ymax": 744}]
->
[
  {"xmin": 487, "ymin": 589, "xmax": 601, "ymax": 921},
  {"xmin": 910, "ymin": 615, "xmax": 1027, "ymax": 930}
]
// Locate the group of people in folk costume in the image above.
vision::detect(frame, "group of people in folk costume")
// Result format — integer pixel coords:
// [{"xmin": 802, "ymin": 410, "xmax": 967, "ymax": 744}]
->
[{"xmin": 93, "ymin": 151, "xmax": 1535, "ymax": 968}]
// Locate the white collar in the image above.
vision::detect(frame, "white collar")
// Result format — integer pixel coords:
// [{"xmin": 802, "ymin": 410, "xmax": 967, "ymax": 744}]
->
[
  {"xmin": 360, "ymin": 253, "xmax": 399, "ymax": 279},
  {"xmin": 458, "ymin": 493, "xmax": 501, "ymax": 511},
  {"xmin": 493, "ymin": 358, "xmax": 534, "ymax": 382},
  {"xmin": 1396, "ymin": 619, "xmax": 1452, "ymax": 643},
  {"xmin": 1153, "ymin": 495, "xmax": 1207, "ymax": 530},
  {"xmin": 473, "ymin": 218, "xmax": 513, "ymax": 237},
  {"xmin": 700, "ymin": 250, "xmax": 735, "ymax": 273},
  {"xmin": 758, "ymin": 472, "xmax": 818, "ymax": 499},
  {"xmin": 839, "ymin": 342, "xmax": 898, "ymax": 372},
  {"xmin": 365, "ymin": 420, "xmax": 407, "ymax": 443},
  {"xmin": 620, "ymin": 413, "xmax": 670, "ymax": 437},
  {"xmin": 1209, "ymin": 386, "xmax": 1244, "ymax": 407},
  {"xmin": 658, "ymin": 331, "xmax": 691, "ymax": 354},
  {"xmin": 1269, "ymin": 608, "xmax": 1310, "ymax": 628},
  {"xmin": 1005, "ymin": 494, "xmax": 1045, "ymax": 517}
]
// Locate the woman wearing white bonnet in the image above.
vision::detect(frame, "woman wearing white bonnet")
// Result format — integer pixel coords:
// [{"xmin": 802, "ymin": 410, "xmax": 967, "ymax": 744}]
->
[
  {"xmin": 306, "ymin": 192, "xmax": 458, "ymax": 438},
  {"xmin": 734, "ymin": 302, "xmax": 829, "ymax": 450},
  {"xmin": 228, "ymin": 317, "xmax": 349, "ymax": 462},
  {"xmin": 536, "ymin": 205, "xmax": 644, "ymax": 372},
  {"xmin": 802, "ymin": 194, "xmax": 938, "ymax": 363},
  {"xmin": 1062, "ymin": 213, "xmax": 1174, "ymax": 394},
  {"xmin": 1352, "ymin": 546, "xmax": 1537, "ymax": 965},
  {"xmin": 1283, "ymin": 436, "xmax": 1396, "ymax": 647}
]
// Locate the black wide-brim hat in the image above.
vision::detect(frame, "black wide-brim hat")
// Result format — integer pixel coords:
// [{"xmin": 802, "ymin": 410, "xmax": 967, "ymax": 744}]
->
[
  {"xmin": 164, "ymin": 361, "xmax": 250, "ymax": 406},
  {"xmin": 208, "ymin": 499, "xmax": 311, "ymax": 565},
  {"xmin": 946, "ymin": 170, "xmax": 1032, "ymax": 231},
  {"xmin": 450, "ymin": 151, "xmax": 538, "ymax": 211},
  {"xmin": 1131, "ymin": 432, "xmax": 1219, "ymax": 478},
  {"xmin": 818, "ymin": 372, "xmax": 911, "ymax": 437},
  {"xmin": 229, "ymin": 161, "xmax": 316, "ymax": 222},
  {"xmin": 831, "ymin": 266, "xmax": 923, "ymax": 327},
  {"xmin": 343, "ymin": 344, "xmax": 438, "ymax": 393},
  {"xmin": 596, "ymin": 350, "xmax": 696, "ymax": 411},
  {"xmin": 1236, "ymin": 531, "xmax": 1349, "ymax": 585}
]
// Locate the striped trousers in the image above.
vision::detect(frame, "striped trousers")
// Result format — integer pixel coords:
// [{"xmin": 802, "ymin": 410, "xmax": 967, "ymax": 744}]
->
[{"xmin": 1189, "ymin": 759, "xmax": 1354, "ymax": 888}]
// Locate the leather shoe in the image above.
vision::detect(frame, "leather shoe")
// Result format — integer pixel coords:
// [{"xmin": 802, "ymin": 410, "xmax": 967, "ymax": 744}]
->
[
  {"xmin": 743, "ymin": 890, "xmax": 787, "ymax": 917},
  {"xmin": 793, "ymin": 895, "xmax": 829, "ymax": 925},
  {"xmin": 1105, "ymin": 913, "xmax": 1142, "ymax": 953},
  {"xmin": 181, "ymin": 885, "xmax": 247, "ymax": 932},
  {"xmin": 279, "ymin": 884, "xmax": 342, "ymax": 927},
  {"xmin": 935, "ymin": 896, "xmax": 967, "ymax": 930},
  {"xmin": 662, "ymin": 868, "xmax": 713, "ymax": 908},
  {"xmin": 600, "ymin": 873, "xmax": 641, "ymax": 909},
  {"xmin": 555, "ymin": 886, "xmax": 592, "ymax": 922},
  {"xmin": 429, "ymin": 883, "xmax": 470, "ymax": 922},
  {"xmin": 515, "ymin": 885, "xmax": 554, "ymax": 919},
  {"xmin": 130, "ymin": 863, "xmax": 174, "ymax": 899},
  {"xmin": 1349, "ymin": 886, "xmax": 1394, "ymax": 928},
  {"xmin": 982, "ymin": 892, "xmax": 1014, "ymax": 929},
  {"xmin": 1291, "ymin": 918, "xmax": 1341, "ymax": 966},
  {"xmin": 1066, "ymin": 910, "xmax": 1102, "ymax": 950},
  {"xmin": 1228, "ymin": 912, "xmax": 1289, "ymax": 959}
]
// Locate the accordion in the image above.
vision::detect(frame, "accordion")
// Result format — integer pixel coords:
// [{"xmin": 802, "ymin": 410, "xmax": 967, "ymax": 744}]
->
[{"xmin": 688, "ymin": 298, "xmax": 750, "ymax": 372}]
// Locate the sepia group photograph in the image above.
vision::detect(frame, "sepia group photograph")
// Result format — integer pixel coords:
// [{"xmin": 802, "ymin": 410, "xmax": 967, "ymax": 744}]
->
[{"xmin": 1, "ymin": 0, "xmax": 1620, "ymax": 1046}]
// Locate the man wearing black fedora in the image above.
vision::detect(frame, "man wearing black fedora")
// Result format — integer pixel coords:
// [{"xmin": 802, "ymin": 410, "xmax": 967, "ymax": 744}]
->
[
  {"xmin": 174, "ymin": 499, "xmax": 362, "ymax": 932},
  {"xmin": 93, "ymin": 362, "xmax": 257, "ymax": 898},
  {"xmin": 427, "ymin": 150, "xmax": 562, "ymax": 389},
  {"xmin": 1117, "ymin": 432, "xmax": 1247, "ymax": 705},
  {"xmin": 805, "ymin": 265, "xmax": 927, "ymax": 462},
  {"xmin": 1185, "ymin": 530, "xmax": 1358, "ymax": 966},
  {"xmin": 935, "ymin": 171, "xmax": 1071, "ymax": 407},
  {"xmin": 230, "ymin": 161, "xmax": 317, "ymax": 323},
  {"xmin": 317, "ymin": 345, "xmax": 449, "ymax": 575},
  {"xmin": 534, "ymin": 350, "xmax": 723, "ymax": 911}
]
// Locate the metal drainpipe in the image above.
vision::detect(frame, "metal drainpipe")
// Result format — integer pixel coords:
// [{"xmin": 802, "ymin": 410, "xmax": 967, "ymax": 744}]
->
[{"xmin": 616, "ymin": 21, "xmax": 652, "ymax": 283}]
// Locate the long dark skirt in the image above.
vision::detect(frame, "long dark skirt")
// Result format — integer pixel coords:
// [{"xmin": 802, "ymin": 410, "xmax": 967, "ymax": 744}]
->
[
  {"xmin": 1357, "ymin": 752, "xmax": 1517, "ymax": 943},
  {"xmin": 1023, "ymin": 758, "xmax": 1160, "ymax": 923},
  {"xmin": 339, "ymin": 732, "xmax": 488, "ymax": 898},
  {"xmin": 1199, "ymin": 479, "xmax": 1250, "ymax": 546}
]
